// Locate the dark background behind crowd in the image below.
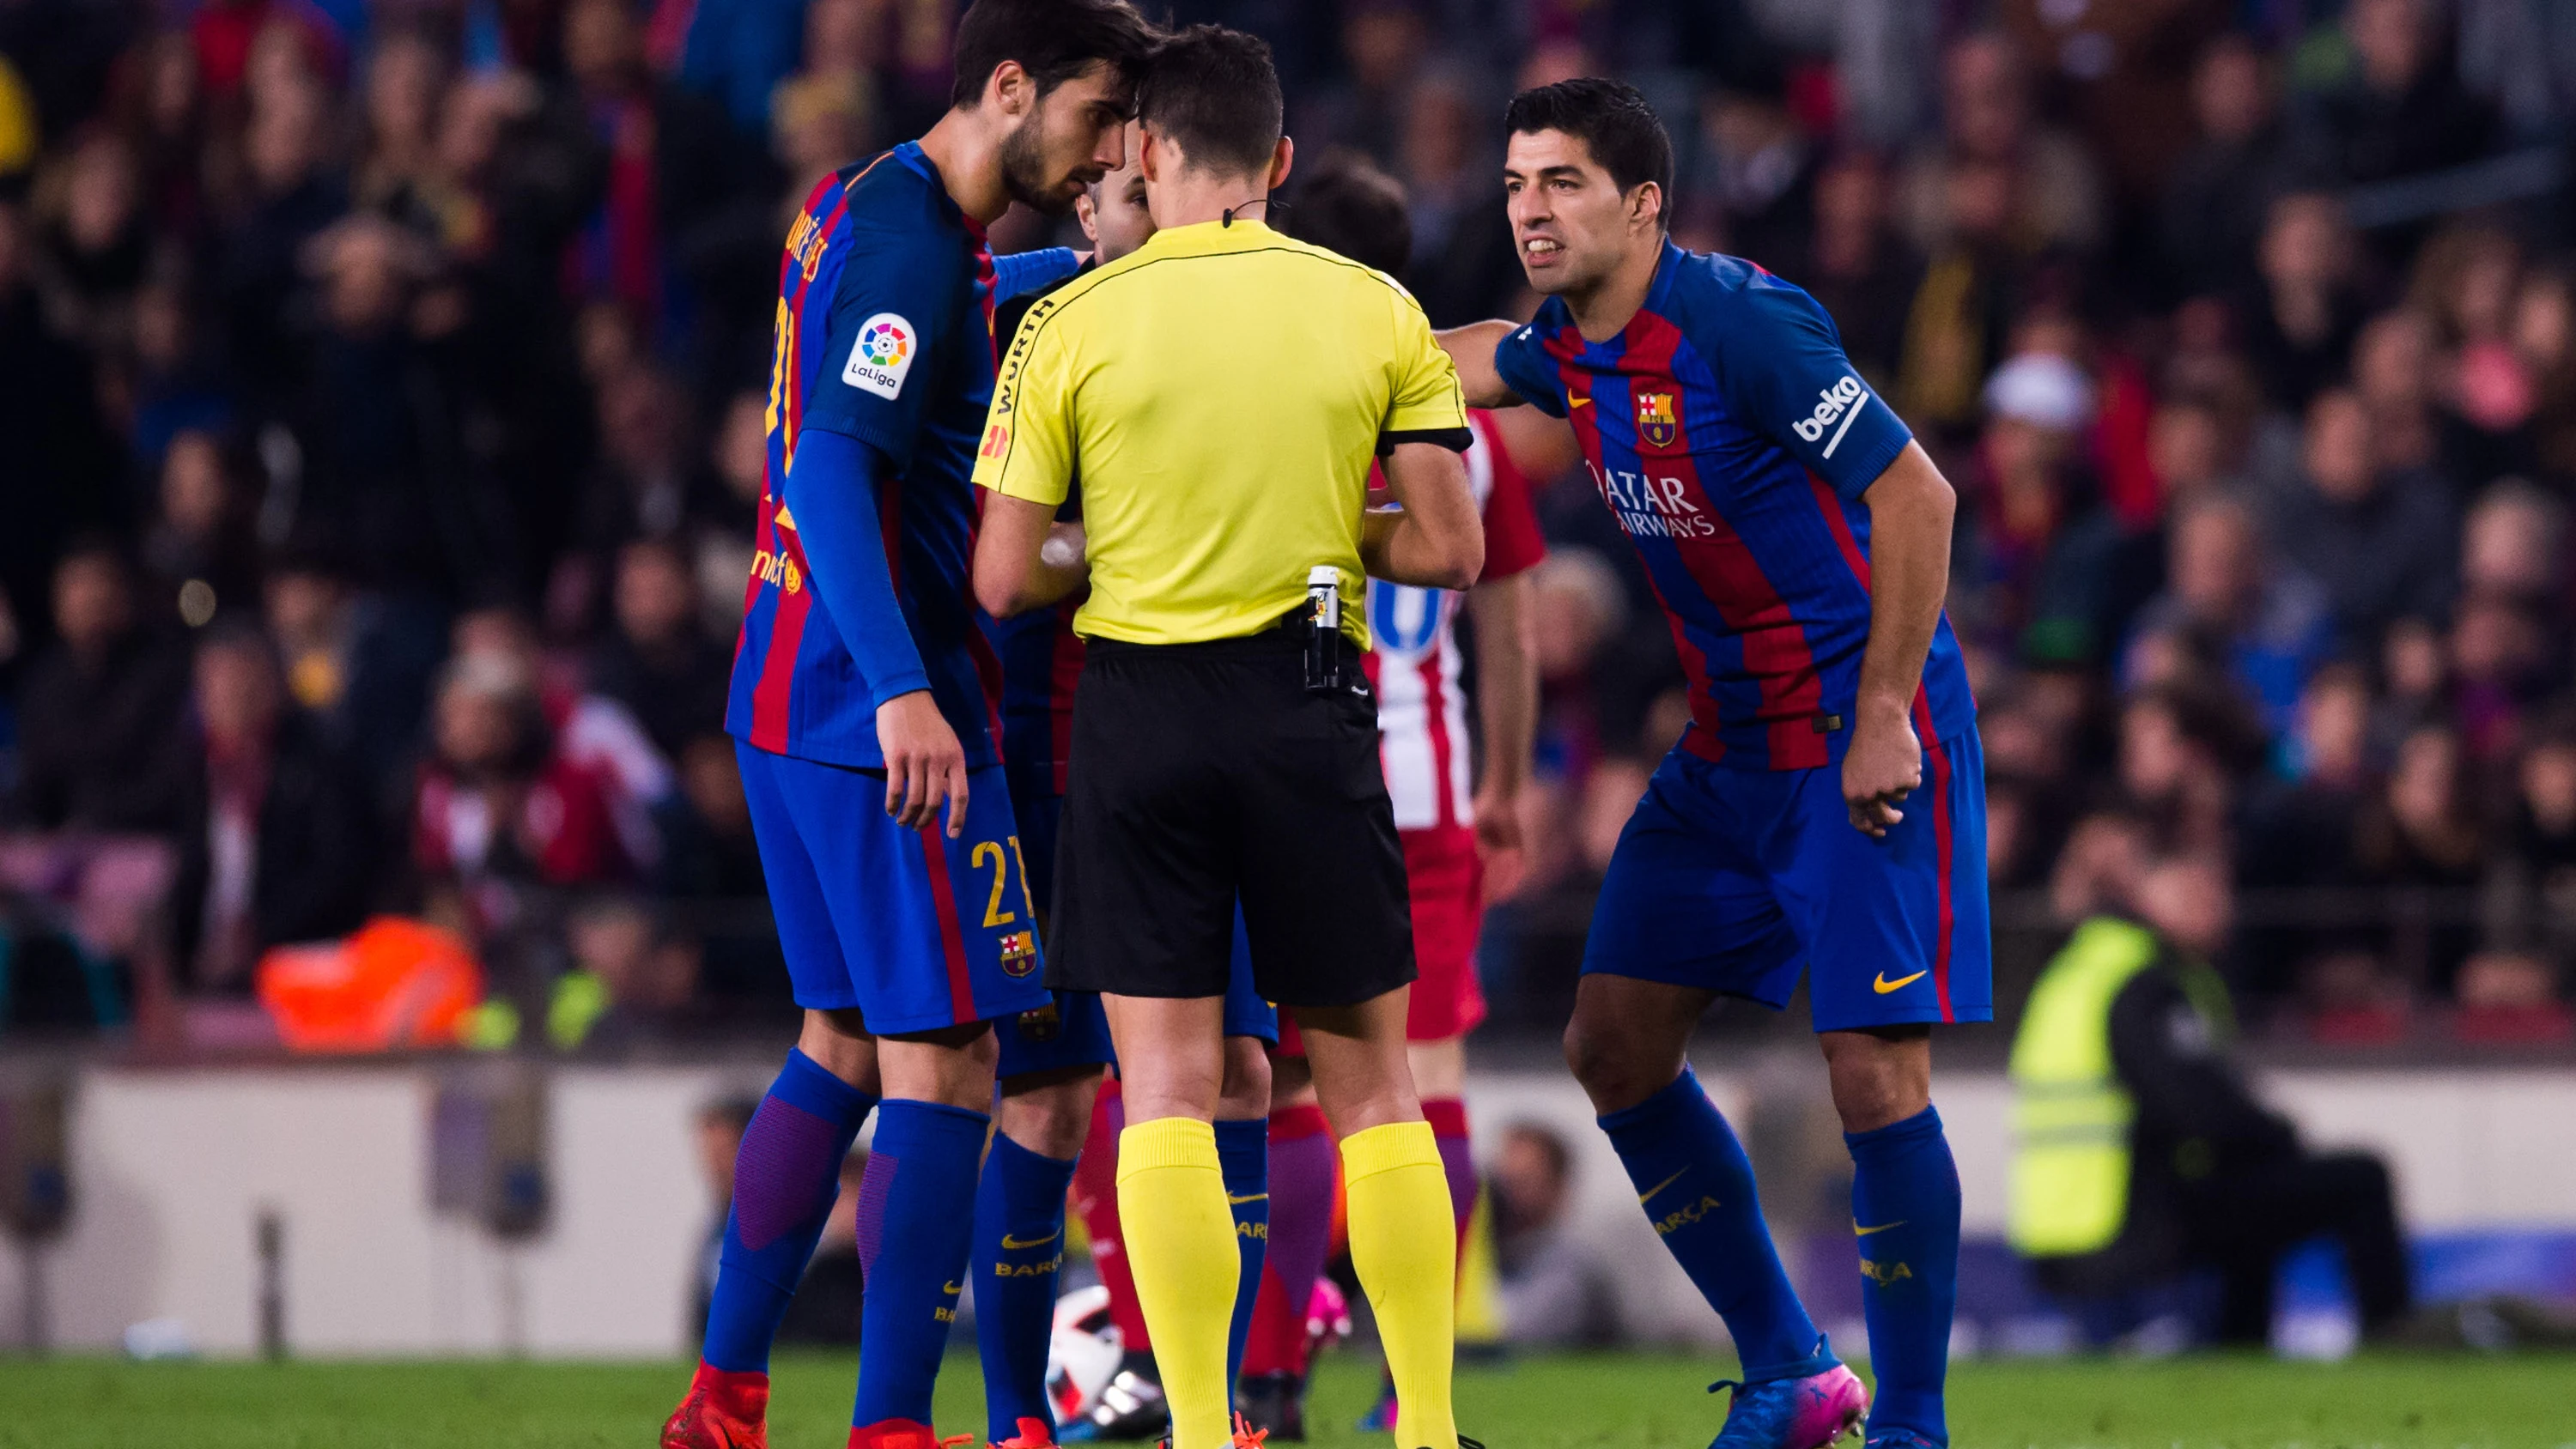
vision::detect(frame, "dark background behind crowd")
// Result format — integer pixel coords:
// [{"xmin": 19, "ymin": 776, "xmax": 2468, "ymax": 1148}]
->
[{"xmin": 7, "ymin": 0, "xmax": 2576, "ymax": 1054}]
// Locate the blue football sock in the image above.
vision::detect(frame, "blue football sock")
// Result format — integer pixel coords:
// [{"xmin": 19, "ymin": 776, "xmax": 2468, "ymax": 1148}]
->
[
  {"xmin": 702, "ymin": 1049, "xmax": 876, "ymax": 1373},
  {"xmin": 852, "ymin": 1099, "xmax": 991, "ymax": 1428},
  {"xmin": 1599, "ymin": 1067, "xmax": 1832, "ymax": 1382},
  {"xmin": 1216, "ymin": 1116, "xmax": 1271, "ymax": 1395},
  {"xmin": 1846, "ymin": 1106, "xmax": 1959, "ymax": 1446},
  {"xmin": 974, "ymin": 1131, "xmax": 1081, "ymax": 1440}
]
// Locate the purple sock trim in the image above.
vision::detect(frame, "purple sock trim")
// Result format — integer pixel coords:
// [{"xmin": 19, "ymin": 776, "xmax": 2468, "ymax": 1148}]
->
[
  {"xmin": 701, "ymin": 1052, "xmax": 873, "ymax": 1374},
  {"xmin": 854, "ymin": 1150, "xmax": 897, "ymax": 1273},
  {"xmin": 1433, "ymin": 1130, "xmax": 1478, "ymax": 1237},
  {"xmin": 1265, "ymin": 1124, "xmax": 1338, "ymax": 1311},
  {"xmin": 733, "ymin": 1098, "xmax": 842, "ymax": 1252}
]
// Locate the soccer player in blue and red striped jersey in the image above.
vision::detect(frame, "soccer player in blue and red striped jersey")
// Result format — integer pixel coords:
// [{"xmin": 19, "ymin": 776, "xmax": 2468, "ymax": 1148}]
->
[
  {"xmin": 1442, "ymin": 81, "xmax": 1985, "ymax": 1449},
  {"xmin": 661, "ymin": 6, "xmax": 1156, "ymax": 1449}
]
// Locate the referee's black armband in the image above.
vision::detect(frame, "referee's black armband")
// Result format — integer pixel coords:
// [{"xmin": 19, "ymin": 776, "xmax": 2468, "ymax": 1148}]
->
[{"xmin": 1376, "ymin": 427, "xmax": 1475, "ymax": 457}]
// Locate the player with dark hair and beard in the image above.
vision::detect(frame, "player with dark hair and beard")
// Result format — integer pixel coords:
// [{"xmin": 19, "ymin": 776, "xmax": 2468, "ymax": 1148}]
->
[
  {"xmin": 1441, "ymin": 78, "xmax": 1983, "ymax": 1449},
  {"xmin": 661, "ymin": 3, "xmax": 1157, "ymax": 1448}
]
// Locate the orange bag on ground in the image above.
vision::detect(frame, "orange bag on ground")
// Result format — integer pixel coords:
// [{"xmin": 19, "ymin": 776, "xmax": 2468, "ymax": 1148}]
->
[{"xmin": 255, "ymin": 917, "xmax": 485, "ymax": 1052}]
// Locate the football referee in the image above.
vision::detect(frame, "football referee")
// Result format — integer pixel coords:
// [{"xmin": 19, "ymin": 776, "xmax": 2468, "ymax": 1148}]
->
[{"xmin": 969, "ymin": 27, "xmax": 1483, "ymax": 1449}]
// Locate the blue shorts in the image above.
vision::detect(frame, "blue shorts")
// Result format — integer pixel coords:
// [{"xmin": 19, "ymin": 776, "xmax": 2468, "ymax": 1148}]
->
[
  {"xmin": 1582, "ymin": 728, "xmax": 1992, "ymax": 1031},
  {"xmin": 1000, "ymin": 791, "xmax": 1275, "ymax": 1078},
  {"xmin": 738, "ymin": 743, "xmax": 1051, "ymax": 1034}
]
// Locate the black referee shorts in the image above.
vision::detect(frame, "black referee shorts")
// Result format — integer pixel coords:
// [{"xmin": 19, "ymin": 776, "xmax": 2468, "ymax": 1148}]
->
[{"xmin": 1047, "ymin": 627, "xmax": 1416, "ymax": 1009}]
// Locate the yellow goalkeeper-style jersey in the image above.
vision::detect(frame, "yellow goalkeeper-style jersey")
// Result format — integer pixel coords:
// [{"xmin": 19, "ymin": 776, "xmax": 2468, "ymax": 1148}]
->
[{"xmin": 970, "ymin": 217, "xmax": 1468, "ymax": 648}]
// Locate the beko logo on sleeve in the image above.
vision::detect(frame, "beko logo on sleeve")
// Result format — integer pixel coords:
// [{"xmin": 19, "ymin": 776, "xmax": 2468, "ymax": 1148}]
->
[
  {"xmin": 1789, "ymin": 374, "xmax": 1870, "ymax": 457},
  {"xmin": 842, "ymin": 313, "xmax": 917, "ymax": 398}
]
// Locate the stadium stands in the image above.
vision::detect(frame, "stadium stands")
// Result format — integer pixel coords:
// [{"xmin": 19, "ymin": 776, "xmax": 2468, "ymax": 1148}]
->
[{"xmin": 2, "ymin": 0, "xmax": 2576, "ymax": 1054}]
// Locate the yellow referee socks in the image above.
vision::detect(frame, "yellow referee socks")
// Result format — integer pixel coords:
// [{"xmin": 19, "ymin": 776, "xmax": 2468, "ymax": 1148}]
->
[
  {"xmin": 1115, "ymin": 1116, "xmax": 1239, "ymax": 1449},
  {"xmin": 1342, "ymin": 1120, "xmax": 1460, "ymax": 1449}
]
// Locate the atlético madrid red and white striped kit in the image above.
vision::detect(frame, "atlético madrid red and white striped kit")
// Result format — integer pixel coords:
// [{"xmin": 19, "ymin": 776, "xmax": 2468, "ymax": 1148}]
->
[{"xmin": 1362, "ymin": 409, "xmax": 1546, "ymax": 1040}]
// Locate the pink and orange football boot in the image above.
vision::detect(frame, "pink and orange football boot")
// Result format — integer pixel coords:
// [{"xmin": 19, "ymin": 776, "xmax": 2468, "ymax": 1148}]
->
[
  {"xmin": 995, "ymin": 1417, "xmax": 1062, "ymax": 1449},
  {"xmin": 661, "ymin": 1362, "xmax": 769, "ymax": 1449},
  {"xmin": 1706, "ymin": 1364, "xmax": 1869, "ymax": 1449},
  {"xmin": 848, "ymin": 1418, "xmax": 974, "ymax": 1449}
]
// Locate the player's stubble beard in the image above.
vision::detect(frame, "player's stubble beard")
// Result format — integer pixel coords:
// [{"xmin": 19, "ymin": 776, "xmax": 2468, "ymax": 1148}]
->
[
  {"xmin": 1520, "ymin": 220, "xmax": 1626, "ymax": 307},
  {"xmin": 1519, "ymin": 239, "xmax": 1598, "ymax": 302},
  {"xmin": 999, "ymin": 108, "xmax": 1097, "ymax": 218}
]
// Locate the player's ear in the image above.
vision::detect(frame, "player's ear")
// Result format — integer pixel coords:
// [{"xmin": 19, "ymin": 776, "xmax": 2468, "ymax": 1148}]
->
[
  {"xmin": 1267, "ymin": 135, "xmax": 1295, "ymax": 192},
  {"xmin": 1139, "ymin": 126, "xmax": 1164, "ymax": 185},
  {"xmin": 1630, "ymin": 180, "xmax": 1663, "ymax": 233},
  {"xmin": 989, "ymin": 58, "xmax": 1032, "ymax": 118}
]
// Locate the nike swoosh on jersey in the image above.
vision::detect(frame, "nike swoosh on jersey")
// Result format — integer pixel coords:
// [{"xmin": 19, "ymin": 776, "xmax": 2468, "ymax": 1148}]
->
[
  {"xmin": 1227, "ymin": 1192, "xmax": 1269, "ymax": 1205},
  {"xmin": 999, "ymin": 1229, "xmax": 1061, "ymax": 1250},
  {"xmin": 942, "ymin": 1281, "xmax": 963, "ymax": 1295},
  {"xmin": 1637, "ymin": 1169, "xmax": 1687, "ymax": 1203},
  {"xmin": 1569, "ymin": 396, "xmax": 1593, "ymax": 407},
  {"xmin": 1873, "ymin": 969, "xmax": 1929, "ymax": 994},
  {"xmin": 1854, "ymin": 1219, "xmax": 1908, "ymax": 1236}
]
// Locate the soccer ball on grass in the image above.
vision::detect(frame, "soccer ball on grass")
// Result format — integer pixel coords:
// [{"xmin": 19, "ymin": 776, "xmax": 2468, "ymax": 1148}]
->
[{"xmin": 1045, "ymin": 1284, "xmax": 1124, "ymax": 1424}]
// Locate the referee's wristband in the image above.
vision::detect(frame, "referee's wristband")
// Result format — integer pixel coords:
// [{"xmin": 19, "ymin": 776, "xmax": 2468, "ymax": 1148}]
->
[{"xmin": 1376, "ymin": 426, "xmax": 1474, "ymax": 456}]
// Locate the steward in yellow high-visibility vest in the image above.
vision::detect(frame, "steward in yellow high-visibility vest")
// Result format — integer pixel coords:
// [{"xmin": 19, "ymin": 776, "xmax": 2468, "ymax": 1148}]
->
[
  {"xmin": 2008, "ymin": 904, "xmax": 2413, "ymax": 1343},
  {"xmin": 2008, "ymin": 916, "xmax": 2183, "ymax": 1264}
]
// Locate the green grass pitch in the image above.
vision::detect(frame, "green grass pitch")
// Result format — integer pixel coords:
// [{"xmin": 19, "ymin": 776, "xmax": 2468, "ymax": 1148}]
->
[{"xmin": 0, "ymin": 1349, "xmax": 2571, "ymax": 1448}]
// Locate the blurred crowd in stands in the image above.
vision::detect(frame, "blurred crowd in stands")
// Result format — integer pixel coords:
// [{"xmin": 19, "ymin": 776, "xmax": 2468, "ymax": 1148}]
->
[{"xmin": 5, "ymin": 0, "xmax": 2576, "ymax": 1049}]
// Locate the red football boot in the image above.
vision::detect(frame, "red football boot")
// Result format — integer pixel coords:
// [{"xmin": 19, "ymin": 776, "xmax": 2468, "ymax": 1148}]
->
[
  {"xmin": 661, "ymin": 1362, "xmax": 769, "ymax": 1449},
  {"xmin": 994, "ymin": 1416, "xmax": 1061, "ymax": 1449},
  {"xmin": 849, "ymin": 1418, "xmax": 975, "ymax": 1449}
]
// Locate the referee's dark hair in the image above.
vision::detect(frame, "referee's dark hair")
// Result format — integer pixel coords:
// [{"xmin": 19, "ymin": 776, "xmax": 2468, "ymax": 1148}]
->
[
  {"xmin": 1504, "ymin": 77, "xmax": 1673, "ymax": 229},
  {"xmin": 1283, "ymin": 151, "xmax": 1413, "ymax": 279},
  {"xmin": 1136, "ymin": 24, "xmax": 1282, "ymax": 179},
  {"xmin": 950, "ymin": 0, "xmax": 1158, "ymax": 110}
]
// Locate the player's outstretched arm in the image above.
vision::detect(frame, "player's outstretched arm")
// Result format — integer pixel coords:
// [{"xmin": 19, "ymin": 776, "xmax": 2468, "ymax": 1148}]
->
[
  {"xmin": 1435, "ymin": 321, "xmax": 1523, "ymax": 410},
  {"xmin": 787, "ymin": 426, "xmax": 968, "ymax": 836},
  {"xmin": 1844, "ymin": 440, "xmax": 1954, "ymax": 839},
  {"xmin": 1364, "ymin": 442, "xmax": 1484, "ymax": 591},
  {"xmin": 992, "ymin": 246, "xmax": 1083, "ymax": 302},
  {"xmin": 973, "ymin": 494, "xmax": 1088, "ymax": 616},
  {"xmin": 1467, "ymin": 571, "xmax": 1537, "ymax": 864}
]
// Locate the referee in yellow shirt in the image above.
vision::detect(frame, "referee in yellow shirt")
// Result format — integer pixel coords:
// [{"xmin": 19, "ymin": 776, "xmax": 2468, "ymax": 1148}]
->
[{"xmin": 970, "ymin": 27, "xmax": 1484, "ymax": 1449}]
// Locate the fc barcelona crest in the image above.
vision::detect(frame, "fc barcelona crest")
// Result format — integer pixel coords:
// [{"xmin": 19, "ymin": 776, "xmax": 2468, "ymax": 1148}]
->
[
  {"xmin": 999, "ymin": 929, "xmax": 1039, "ymax": 977},
  {"xmin": 1637, "ymin": 391, "xmax": 1679, "ymax": 449}
]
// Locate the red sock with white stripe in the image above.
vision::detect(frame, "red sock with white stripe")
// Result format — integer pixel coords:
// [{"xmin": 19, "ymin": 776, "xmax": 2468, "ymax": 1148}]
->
[{"xmin": 1072, "ymin": 1079, "xmax": 1151, "ymax": 1355}]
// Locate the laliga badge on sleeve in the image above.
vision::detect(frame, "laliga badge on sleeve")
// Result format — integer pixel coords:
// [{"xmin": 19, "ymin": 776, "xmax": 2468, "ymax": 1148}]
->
[{"xmin": 843, "ymin": 313, "xmax": 918, "ymax": 398}]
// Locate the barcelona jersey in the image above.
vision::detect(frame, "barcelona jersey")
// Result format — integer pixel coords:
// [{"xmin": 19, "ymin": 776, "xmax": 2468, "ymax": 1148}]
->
[
  {"xmin": 1494, "ymin": 241, "xmax": 1976, "ymax": 770},
  {"xmin": 979, "ymin": 265, "xmax": 1093, "ymax": 805},
  {"xmin": 726, "ymin": 142, "xmax": 1004, "ymax": 770},
  {"xmin": 988, "ymin": 578, "xmax": 1084, "ymax": 801}
]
